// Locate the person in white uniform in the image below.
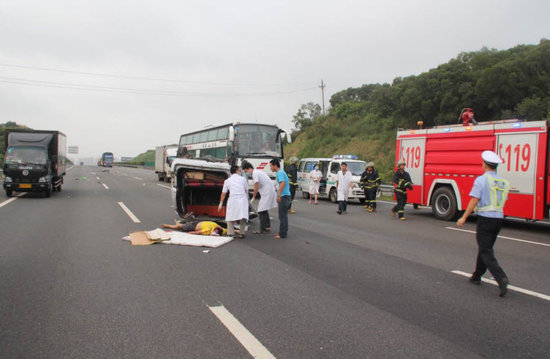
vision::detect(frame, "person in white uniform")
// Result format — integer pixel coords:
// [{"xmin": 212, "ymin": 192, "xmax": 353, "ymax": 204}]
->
[
  {"xmin": 309, "ymin": 163, "xmax": 322, "ymax": 205},
  {"xmin": 336, "ymin": 162, "xmax": 354, "ymax": 214},
  {"xmin": 218, "ymin": 165, "xmax": 249, "ymax": 238},
  {"xmin": 242, "ymin": 161, "xmax": 277, "ymax": 234}
]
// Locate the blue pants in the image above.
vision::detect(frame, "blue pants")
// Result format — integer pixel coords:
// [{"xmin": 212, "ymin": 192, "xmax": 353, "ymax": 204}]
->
[{"xmin": 278, "ymin": 196, "xmax": 291, "ymax": 238}]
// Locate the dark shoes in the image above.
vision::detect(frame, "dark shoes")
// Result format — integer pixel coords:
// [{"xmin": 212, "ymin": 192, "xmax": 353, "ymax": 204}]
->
[
  {"xmin": 337, "ymin": 210, "xmax": 342, "ymax": 215},
  {"xmin": 469, "ymin": 276, "xmax": 482, "ymax": 285},
  {"xmin": 499, "ymin": 278, "xmax": 509, "ymax": 297}
]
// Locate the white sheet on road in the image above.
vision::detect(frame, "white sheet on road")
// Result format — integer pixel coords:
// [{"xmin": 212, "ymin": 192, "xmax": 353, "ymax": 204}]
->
[
  {"xmin": 161, "ymin": 230, "xmax": 234, "ymax": 248},
  {"xmin": 123, "ymin": 229, "xmax": 233, "ymax": 248}
]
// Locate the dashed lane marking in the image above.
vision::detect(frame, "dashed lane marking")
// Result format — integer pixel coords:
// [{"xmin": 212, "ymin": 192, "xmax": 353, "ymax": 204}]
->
[
  {"xmin": 133, "ymin": 177, "xmax": 143, "ymax": 180},
  {"xmin": 209, "ymin": 305, "xmax": 276, "ymax": 359},
  {"xmin": 451, "ymin": 270, "xmax": 550, "ymax": 301},
  {"xmin": 446, "ymin": 227, "xmax": 550, "ymax": 248},
  {"xmin": 0, "ymin": 193, "xmax": 26, "ymax": 208},
  {"xmin": 102, "ymin": 183, "xmax": 110, "ymax": 190},
  {"xmin": 157, "ymin": 184, "xmax": 171, "ymax": 189},
  {"xmin": 117, "ymin": 202, "xmax": 141, "ymax": 223}
]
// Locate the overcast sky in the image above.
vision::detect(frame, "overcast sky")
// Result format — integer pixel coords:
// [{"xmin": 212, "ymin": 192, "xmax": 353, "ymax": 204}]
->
[{"xmin": 1, "ymin": 0, "xmax": 549, "ymax": 160}]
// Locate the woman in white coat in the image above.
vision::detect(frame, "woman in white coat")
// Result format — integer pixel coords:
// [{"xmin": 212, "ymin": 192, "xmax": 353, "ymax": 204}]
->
[
  {"xmin": 242, "ymin": 162, "xmax": 277, "ymax": 233},
  {"xmin": 218, "ymin": 165, "xmax": 249, "ymax": 238},
  {"xmin": 336, "ymin": 162, "xmax": 353, "ymax": 215},
  {"xmin": 309, "ymin": 163, "xmax": 322, "ymax": 205}
]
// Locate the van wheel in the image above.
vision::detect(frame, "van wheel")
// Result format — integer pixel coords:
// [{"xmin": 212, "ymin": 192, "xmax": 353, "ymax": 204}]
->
[
  {"xmin": 302, "ymin": 191, "xmax": 310, "ymax": 199},
  {"xmin": 6, "ymin": 190, "xmax": 13, "ymax": 198},
  {"xmin": 432, "ymin": 187, "xmax": 457, "ymax": 221},
  {"xmin": 329, "ymin": 188, "xmax": 337, "ymax": 203}
]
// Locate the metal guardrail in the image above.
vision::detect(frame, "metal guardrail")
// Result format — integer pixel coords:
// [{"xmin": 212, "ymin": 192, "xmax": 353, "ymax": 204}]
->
[{"xmin": 379, "ymin": 184, "xmax": 394, "ymax": 196}]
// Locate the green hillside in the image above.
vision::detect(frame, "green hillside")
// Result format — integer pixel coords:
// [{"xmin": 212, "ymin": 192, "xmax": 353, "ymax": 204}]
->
[
  {"xmin": 0, "ymin": 122, "xmax": 31, "ymax": 166},
  {"xmin": 286, "ymin": 39, "xmax": 550, "ymax": 181}
]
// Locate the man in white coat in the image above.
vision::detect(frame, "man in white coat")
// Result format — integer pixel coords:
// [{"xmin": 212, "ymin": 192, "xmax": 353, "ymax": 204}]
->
[
  {"xmin": 336, "ymin": 162, "xmax": 354, "ymax": 215},
  {"xmin": 242, "ymin": 161, "xmax": 277, "ymax": 234},
  {"xmin": 218, "ymin": 165, "xmax": 249, "ymax": 238}
]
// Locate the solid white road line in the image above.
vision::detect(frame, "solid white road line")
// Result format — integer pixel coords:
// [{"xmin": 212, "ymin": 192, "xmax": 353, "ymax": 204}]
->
[
  {"xmin": 0, "ymin": 193, "xmax": 25, "ymax": 208},
  {"xmin": 117, "ymin": 202, "xmax": 141, "ymax": 223},
  {"xmin": 451, "ymin": 270, "xmax": 550, "ymax": 301},
  {"xmin": 209, "ymin": 305, "xmax": 276, "ymax": 359},
  {"xmin": 133, "ymin": 176, "xmax": 143, "ymax": 180},
  {"xmin": 445, "ymin": 226, "xmax": 550, "ymax": 248},
  {"xmin": 102, "ymin": 183, "xmax": 110, "ymax": 190},
  {"xmin": 157, "ymin": 184, "xmax": 171, "ymax": 189}
]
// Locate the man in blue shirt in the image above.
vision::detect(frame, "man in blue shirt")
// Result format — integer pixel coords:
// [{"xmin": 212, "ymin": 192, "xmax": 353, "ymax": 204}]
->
[
  {"xmin": 457, "ymin": 150, "xmax": 510, "ymax": 297},
  {"xmin": 270, "ymin": 159, "xmax": 291, "ymax": 239}
]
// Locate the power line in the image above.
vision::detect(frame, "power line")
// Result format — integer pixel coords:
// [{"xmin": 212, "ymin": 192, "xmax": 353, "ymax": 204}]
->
[
  {"xmin": 0, "ymin": 75, "xmax": 318, "ymax": 97},
  {"xmin": 0, "ymin": 63, "xmax": 314, "ymax": 88}
]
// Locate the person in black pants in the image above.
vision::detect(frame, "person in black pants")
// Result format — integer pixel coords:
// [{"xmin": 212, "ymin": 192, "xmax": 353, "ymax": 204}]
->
[
  {"xmin": 392, "ymin": 160, "xmax": 413, "ymax": 220},
  {"xmin": 457, "ymin": 150, "xmax": 510, "ymax": 297},
  {"xmin": 287, "ymin": 157, "xmax": 299, "ymax": 214},
  {"xmin": 360, "ymin": 162, "xmax": 381, "ymax": 212}
]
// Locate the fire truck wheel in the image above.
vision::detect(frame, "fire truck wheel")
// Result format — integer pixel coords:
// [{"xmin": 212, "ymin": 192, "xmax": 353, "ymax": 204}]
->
[
  {"xmin": 5, "ymin": 190, "xmax": 13, "ymax": 198},
  {"xmin": 432, "ymin": 187, "xmax": 457, "ymax": 221},
  {"xmin": 329, "ymin": 188, "xmax": 337, "ymax": 203},
  {"xmin": 302, "ymin": 191, "xmax": 310, "ymax": 199}
]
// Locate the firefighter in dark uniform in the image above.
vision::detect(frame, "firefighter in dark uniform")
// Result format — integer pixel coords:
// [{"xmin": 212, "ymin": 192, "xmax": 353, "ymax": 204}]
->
[
  {"xmin": 360, "ymin": 162, "xmax": 381, "ymax": 212},
  {"xmin": 287, "ymin": 157, "xmax": 299, "ymax": 214},
  {"xmin": 392, "ymin": 160, "xmax": 413, "ymax": 220},
  {"xmin": 457, "ymin": 150, "xmax": 510, "ymax": 297}
]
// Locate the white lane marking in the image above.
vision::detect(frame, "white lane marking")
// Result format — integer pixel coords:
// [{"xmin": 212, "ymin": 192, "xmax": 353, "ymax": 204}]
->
[
  {"xmin": 0, "ymin": 193, "xmax": 25, "ymax": 208},
  {"xmin": 117, "ymin": 202, "xmax": 141, "ymax": 223},
  {"xmin": 133, "ymin": 176, "xmax": 143, "ymax": 180},
  {"xmin": 157, "ymin": 184, "xmax": 171, "ymax": 189},
  {"xmin": 451, "ymin": 270, "xmax": 550, "ymax": 301},
  {"xmin": 209, "ymin": 305, "xmax": 276, "ymax": 359},
  {"xmin": 445, "ymin": 227, "xmax": 550, "ymax": 248},
  {"xmin": 96, "ymin": 176, "xmax": 100, "ymax": 180},
  {"xmin": 102, "ymin": 183, "xmax": 110, "ymax": 190}
]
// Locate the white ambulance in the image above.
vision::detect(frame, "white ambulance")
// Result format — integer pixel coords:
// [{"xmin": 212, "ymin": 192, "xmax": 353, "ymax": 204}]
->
[{"xmin": 297, "ymin": 155, "xmax": 366, "ymax": 203}]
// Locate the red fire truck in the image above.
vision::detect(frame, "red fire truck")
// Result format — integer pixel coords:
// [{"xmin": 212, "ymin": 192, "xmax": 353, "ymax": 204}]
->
[{"xmin": 395, "ymin": 119, "xmax": 549, "ymax": 221}]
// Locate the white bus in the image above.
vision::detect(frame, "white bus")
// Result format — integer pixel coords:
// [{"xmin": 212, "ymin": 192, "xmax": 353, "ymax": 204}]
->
[{"xmin": 171, "ymin": 123, "xmax": 291, "ymax": 219}]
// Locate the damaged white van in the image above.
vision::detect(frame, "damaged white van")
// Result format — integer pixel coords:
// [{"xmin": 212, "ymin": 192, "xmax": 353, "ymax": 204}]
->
[{"xmin": 171, "ymin": 123, "xmax": 290, "ymax": 219}]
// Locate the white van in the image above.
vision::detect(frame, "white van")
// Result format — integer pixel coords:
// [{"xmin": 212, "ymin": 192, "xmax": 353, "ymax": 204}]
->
[{"xmin": 297, "ymin": 155, "xmax": 366, "ymax": 203}]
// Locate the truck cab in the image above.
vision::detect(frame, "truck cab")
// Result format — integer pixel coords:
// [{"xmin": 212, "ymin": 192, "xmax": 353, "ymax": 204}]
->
[
  {"xmin": 3, "ymin": 130, "xmax": 66, "ymax": 198},
  {"xmin": 297, "ymin": 155, "xmax": 366, "ymax": 203}
]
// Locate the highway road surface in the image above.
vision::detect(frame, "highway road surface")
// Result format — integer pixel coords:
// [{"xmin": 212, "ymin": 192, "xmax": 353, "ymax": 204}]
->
[{"xmin": 1, "ymin": 165, "xmax": 549, "ymax": 358}]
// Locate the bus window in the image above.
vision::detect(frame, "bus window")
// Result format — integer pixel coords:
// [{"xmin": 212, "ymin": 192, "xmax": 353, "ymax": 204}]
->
[
  {"xmin": 217, "ymin": 127, "xmax": 229, "ymax": 140},
  {"xmin": 208, "ymin": 130, "xmax": 217, "ymax": 141}
]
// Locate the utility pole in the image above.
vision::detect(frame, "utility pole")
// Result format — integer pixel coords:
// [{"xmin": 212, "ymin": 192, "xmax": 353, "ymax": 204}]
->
[{"xmin": 319, "ymin": 80, "xmax": 326, "ymax": 115}]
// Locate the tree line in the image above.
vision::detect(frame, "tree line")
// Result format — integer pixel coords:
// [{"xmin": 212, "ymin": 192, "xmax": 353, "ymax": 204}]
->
[{"xmin": 288, "ymin": 39, "xmax": 550, "ymax": 181}]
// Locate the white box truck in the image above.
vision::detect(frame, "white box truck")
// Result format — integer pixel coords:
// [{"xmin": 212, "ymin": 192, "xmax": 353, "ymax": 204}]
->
[{"xmin": 155, "ymin": 144, "xmax": 178, "ymax": 182}]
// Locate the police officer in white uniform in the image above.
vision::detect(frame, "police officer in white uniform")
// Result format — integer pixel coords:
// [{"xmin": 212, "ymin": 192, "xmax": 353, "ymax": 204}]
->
[
  {"xmin": 242, "ymin": 161, "xmax": 277, "ymax": 233},
  {"xmin": 218, "ymin": 165, "xmax": 249, "ymax": 238},
  {"xmin": 457, "ymin": 150, "xmax": 510, "ymax": 297}
]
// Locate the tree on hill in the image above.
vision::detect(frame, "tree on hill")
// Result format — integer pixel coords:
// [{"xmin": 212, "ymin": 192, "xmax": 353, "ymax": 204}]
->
[{"xmin": 286, "ymin": 40, "xmax": 550, "ymax": 182}]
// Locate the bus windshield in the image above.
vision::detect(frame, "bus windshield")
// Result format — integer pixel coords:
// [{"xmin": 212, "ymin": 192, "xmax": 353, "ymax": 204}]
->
[
  {"xmin": 234, "ymin": 124, "xmax": 282, "ymax": 158},
  {"xmin": 5, "ymin": 146, "xmax": 48, "ymax": 165}
]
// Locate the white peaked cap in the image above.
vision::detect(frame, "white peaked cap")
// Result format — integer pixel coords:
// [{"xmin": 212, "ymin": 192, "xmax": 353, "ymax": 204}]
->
[{"xmin": 482, "ymin": 150, "xmax": 502, "ymax": 166}]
